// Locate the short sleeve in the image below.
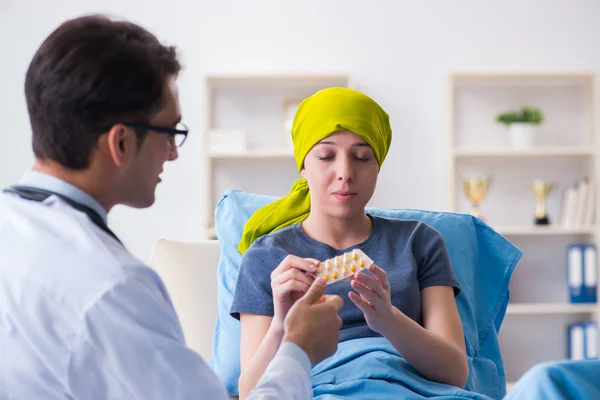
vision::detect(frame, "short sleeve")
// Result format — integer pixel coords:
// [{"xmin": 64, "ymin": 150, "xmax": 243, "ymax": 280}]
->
[
  {"xmin": 66, "ymin": 267, "xmax": 229, "ymax": 399},
  {"xmin": 230, "ymin": 240, "xmax": 281, "ymax": 320},
  {"xmin": 415, "ymin": 224, "xmax": 461, "ymax": 296}
]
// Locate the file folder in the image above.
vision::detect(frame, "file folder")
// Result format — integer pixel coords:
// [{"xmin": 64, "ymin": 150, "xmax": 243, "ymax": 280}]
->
[
  {"xmin": 583, "ymin": 244, "xmax": 598, "ymax": 303},
  {"xmin": 567, "ymin": 244, "xmax": 585, "ymax": 303},
  {"xmin": 584, "ymin": 321, "xmax": 598, "ymax": 360},
  {"xmin": 568, "ymin": 323, "xmax": 585, "ymax": 360}
]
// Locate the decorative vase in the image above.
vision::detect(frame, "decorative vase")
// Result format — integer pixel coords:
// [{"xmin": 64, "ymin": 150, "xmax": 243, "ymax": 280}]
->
[{"xmin": 508, "ymin": 123, "xmax": 537, "ymax": 149}]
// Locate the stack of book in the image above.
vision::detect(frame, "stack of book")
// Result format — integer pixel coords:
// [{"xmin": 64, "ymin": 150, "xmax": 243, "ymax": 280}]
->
[{"xmin": 559, "ymin": 177, "xmax": 596, "ymax": 229}]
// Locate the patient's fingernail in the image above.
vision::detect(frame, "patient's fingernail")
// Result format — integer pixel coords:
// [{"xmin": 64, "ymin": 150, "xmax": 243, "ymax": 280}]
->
[{"xmin": 315, "ymin": 277, "xmax": 326, "ymax": 286}]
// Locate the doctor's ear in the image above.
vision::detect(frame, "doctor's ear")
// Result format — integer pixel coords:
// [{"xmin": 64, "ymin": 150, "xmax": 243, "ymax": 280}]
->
[{"xmin": 106, "ymin": 124, "xmax": 137, "ymax": 167}]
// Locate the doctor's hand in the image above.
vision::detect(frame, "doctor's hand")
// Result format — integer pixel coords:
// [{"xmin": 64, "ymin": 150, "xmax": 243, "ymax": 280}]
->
[
  {"xmin": 283, "ymin": 277, "xmax": 344, "ymax": 365},
  {"xmin": 271, "ymin": 255, "xmax": 320, "ymax": 327},
  {"xmin": 349, "ymin": 264, "xmax": 396, "ymax": 336}
]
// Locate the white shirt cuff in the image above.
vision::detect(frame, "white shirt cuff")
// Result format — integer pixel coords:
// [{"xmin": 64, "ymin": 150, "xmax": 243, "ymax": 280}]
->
[{"xmin": 278, "ymin": 341, "xmax": 312, "ymax": 376}]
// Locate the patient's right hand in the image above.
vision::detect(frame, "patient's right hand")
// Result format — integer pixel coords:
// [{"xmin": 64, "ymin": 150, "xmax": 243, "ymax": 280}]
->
[
  {"xmin": 282, "ymin": 278, "xmax": 344, "ymax": 365},
  {"xmin": 271, "ymin": 255, "xmax": 320, "ymax": 327}
]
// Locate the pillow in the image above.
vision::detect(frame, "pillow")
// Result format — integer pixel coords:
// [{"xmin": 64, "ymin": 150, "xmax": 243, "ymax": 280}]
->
[{"xmin": 210, "ymin": 189, "xmax": 522, "ymax": 397}]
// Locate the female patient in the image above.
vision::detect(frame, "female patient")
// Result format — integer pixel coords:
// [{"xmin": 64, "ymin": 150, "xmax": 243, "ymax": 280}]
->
[{"xmin": 230, "ymin": 87, "xmax": 469, "ymax": 398}]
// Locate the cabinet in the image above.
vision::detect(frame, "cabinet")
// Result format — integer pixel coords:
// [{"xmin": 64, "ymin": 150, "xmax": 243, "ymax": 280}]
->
[
  {"xmin": 447, "ymin": 72, "xmax": 600, "ymax": 387},
  {"xmin": 203, "ymin": 74, "xmax": 351, "ymax": 238}
]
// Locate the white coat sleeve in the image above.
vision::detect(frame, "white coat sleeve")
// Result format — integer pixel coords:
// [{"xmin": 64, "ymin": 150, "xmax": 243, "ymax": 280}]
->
[{"xmin": 246, "ymin": 342, "xmax": 313, "ymax": 400}]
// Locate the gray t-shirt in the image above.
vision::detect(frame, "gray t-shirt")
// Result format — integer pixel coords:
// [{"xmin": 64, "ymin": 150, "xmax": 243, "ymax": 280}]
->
[{"xmin": 230, "ymin": 215, "xmax": 460, "ymax": 343}]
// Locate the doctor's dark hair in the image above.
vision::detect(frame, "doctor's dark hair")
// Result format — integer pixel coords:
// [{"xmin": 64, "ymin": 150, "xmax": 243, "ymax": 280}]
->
[{"xmin": 24, "ymin": 14, "xmax": 181, "ymax": 170}]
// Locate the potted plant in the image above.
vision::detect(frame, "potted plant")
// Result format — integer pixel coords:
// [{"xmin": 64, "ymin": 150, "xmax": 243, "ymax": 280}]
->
[{"xmin": 496, "ymin": 106, "xmax": 544, "ymax": 149}]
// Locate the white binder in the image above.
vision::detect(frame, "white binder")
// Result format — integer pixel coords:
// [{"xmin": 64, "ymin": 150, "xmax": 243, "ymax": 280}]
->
[
  {"xmin": 584, "ymin": 322, "xmax": 598, "ymax": 360},
  {"xmin": 583, "ymin": 244, "xmax": 598, "ymax": 303},
  {"xmin": 567, "ymin": 245, "xmax": 584, "ymax": 303},
  {"xmin": 568, "ymin": 323, "xmax": 585, "ymax": 360}
]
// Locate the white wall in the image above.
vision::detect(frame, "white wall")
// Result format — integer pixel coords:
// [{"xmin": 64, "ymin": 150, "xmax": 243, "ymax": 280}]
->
[{"xmin": 2, "ymin": 0, "xmax": 600, "ymax": 262}]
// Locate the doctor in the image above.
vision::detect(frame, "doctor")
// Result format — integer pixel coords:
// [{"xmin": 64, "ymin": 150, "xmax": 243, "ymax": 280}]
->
[{"xmin": 0, "ymin": 14, "xmax": 343, "ymax": 399}]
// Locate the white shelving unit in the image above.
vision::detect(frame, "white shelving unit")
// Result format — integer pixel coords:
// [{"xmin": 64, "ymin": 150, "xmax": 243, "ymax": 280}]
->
[
  {"xmin": 493, "ymin": 226, "xmax": 596, "ymax": 236},
  {"xmin": 207, "ymin": 149, "xmax": 294, "ymax": 159},
  {"xmin": 453, "ymin": 146, "xmax": 595, "ymax": 157},
  {"xmin": 506, "ymin": 303, "xmax": 597, "ymax": 315},
  {"xmin": 203, "ymin": 74, "xmax": 351, "ymax": 239},
  {"xmin": 447, "ymin": 72, "xmax": 600, "ymax": 388}
]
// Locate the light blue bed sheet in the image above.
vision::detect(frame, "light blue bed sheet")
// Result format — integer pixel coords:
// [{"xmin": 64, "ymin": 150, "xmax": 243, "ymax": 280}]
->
[
  {"xmin": 503, "ymin": 359, "xmax": 600, "ymax": 400},
  {"xmin": 311, "ymin": 337, "xmax": 496, "ymax": 400}
]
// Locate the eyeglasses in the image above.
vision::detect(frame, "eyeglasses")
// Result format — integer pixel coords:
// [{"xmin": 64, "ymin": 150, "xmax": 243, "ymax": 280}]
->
[{"xmin": 124, "ymin": 122, "xmax": 189, "ymax": 148}]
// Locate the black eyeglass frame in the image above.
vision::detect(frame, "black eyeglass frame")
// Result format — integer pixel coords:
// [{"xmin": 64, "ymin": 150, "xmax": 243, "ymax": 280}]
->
[{"xmin": 124, "ymin": 122, "xmax": 189, "ymax": 147}]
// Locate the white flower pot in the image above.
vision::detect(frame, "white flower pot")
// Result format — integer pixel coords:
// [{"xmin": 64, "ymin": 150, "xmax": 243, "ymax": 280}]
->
[{"xmin": 508, "ymin": 123, "xmax": 537, "ymax": 149}]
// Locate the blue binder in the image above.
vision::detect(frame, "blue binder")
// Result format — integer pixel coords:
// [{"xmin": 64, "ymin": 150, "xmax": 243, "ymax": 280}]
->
[
  {"xmin": 568, "ymin": 321, "xmax": 598, "ymax": 360},
  {"xmin": 583, "ymin": 321, "xmax": 598, "ymax": 360},
  {"xmin": 568, "ymin": 322, "xmax": 585, "ymax": 360},
  {"xmin": 582, "ymin": 244, "xmax": 598, "ymax": 303},
  {"xmin": 567, "ymin": 244, "xmax": 585, "ymax": 303}
]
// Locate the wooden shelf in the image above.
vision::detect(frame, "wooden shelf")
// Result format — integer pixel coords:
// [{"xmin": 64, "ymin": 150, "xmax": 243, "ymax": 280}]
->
[
  {"xmin": 452, "ymin": 72, "xmax": 594, "ymax": 82},
  {"xmin": 206, "ymin": 74, "xmax": 349, "ymax": 88},
  {"xmin": 506, "ymin": 303, "xmax": 597, "ymax": 315},
  {"xmin": 207, "ymin": 148, "xmax": 294, "ymax": 159},
  {"xmin": 493, "ymin": 225, "xmax": 595, "ymax": 236},
  {"xmin": 453, "ymin": 146, "xmax": 595, "ymax": 158}
]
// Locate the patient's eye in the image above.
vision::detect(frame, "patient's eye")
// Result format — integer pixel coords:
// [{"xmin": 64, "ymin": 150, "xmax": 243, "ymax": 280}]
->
[
  {"xmin": 354, "ymin": 151, "xmax": 373, "ymax": 162},
  {"xmin": 316, "ymin": 153, "xmax": 335, "ymax": 161},
  {"xmin": 316, "ymin": 151, "xmax": 373, "ymax": 162}
]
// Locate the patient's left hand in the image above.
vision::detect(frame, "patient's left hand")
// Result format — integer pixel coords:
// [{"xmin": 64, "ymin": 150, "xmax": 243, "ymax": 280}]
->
[{"xmin": 348, "ymin": 264, "xmax": 395, "ymax": 335}]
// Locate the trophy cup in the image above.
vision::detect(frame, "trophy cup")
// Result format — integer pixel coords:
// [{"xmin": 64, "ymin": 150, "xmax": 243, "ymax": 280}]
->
[
  {"xmin": 462, "ymin": 177, "xmax": 491, "ymax": 220},
  {"xmin": 531, "ymin": 179, "xmax": 553, "ymax": 225}
]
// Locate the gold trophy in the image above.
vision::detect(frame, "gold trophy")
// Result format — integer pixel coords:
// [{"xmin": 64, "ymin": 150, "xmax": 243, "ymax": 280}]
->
[
  {"xmin": 531, "ymin": 179, "xmax": 553, "ymax": 225},
  {"xmin": 462, "ymin": 177, "xmax": 491, "ymax": 220}
]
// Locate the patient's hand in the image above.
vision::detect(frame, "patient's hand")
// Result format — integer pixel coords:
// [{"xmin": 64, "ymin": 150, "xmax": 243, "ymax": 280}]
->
[
  {"xmin": 348, "ymin": 264, "xmax": 395, "ymax": 335},
  {"xmin": 283, "ymin": 278, "xmax": 344, "ymax": 365},
  {"xmin": 270, "ymin": 255, "xmax": 320, "ymax": 327}
]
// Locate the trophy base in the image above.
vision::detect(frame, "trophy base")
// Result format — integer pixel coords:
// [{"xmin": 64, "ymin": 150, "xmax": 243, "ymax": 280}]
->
[{"xmin": 534, "ymin": 216, "xmax": 550, "ymax": 225}]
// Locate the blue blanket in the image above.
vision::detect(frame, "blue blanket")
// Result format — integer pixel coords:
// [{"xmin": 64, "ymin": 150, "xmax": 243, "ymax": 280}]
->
[
  {"xmin": 504, "ymin": 359, "xmax": 600, "ymax": 399},
  {"xmin": 311, "ymin": 337, "xmax": 497, "ymax": 400}
]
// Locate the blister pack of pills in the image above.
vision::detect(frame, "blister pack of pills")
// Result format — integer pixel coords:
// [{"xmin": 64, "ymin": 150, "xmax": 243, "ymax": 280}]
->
[{"xmin": 315, "ymin": 249, "xmax": 374, "ymax": 284}]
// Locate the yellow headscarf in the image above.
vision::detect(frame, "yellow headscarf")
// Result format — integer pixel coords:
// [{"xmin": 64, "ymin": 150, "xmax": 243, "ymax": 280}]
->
[{"xmin": 237, "ymin": 87, "xmax": 392, "ymax": 254}]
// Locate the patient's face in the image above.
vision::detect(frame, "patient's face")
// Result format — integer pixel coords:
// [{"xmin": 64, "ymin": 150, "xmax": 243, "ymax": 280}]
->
[{"xmin": 302, "ymin": 130, "xmax": 379, "ymax": 219}]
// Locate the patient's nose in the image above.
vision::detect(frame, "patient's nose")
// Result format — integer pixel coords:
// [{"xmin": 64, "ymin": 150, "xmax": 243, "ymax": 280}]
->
[{"xmin": 336, "ymin": 156, "xmax": 354, "ymax": 181}]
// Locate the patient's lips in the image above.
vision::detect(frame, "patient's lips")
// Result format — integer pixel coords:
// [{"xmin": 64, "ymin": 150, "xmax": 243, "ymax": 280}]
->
[{"xmin": 333, "ymin": 190, "xmax": 357, "ymax": 201}]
